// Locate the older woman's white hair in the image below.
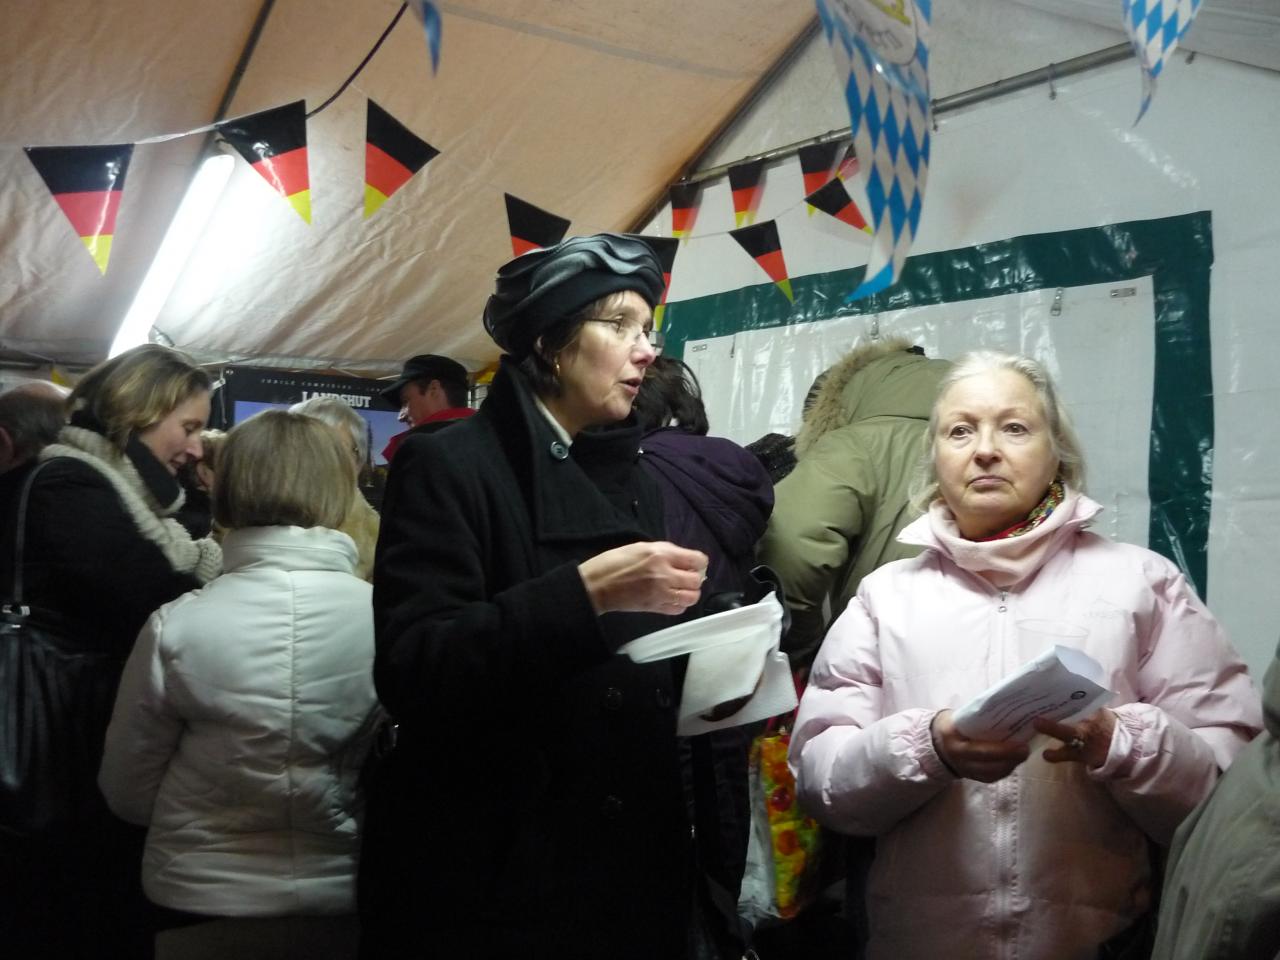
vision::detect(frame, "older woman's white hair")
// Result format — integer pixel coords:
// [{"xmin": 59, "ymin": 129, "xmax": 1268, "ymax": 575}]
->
[
  {"xmin": 288, "ymin": 396, "xmax": 372, "ymax": 475},
  {"xmin": 910, "ymin": 350, "xmax": 1086, "ymax": 511}
]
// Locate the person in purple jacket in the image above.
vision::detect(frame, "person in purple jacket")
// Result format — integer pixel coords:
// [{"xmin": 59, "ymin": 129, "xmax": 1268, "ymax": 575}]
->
[
  {"xmin": 633, "ymin": 356, "xmax": 774, "ymax": 602},
  {"xmin": 632, "ymin": 355, "xmax": 775, "ymax": 958}
]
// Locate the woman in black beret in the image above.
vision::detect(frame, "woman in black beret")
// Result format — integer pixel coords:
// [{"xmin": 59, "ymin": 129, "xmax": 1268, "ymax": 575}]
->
[{"xmin": 359, "ymin": 234, "xmax": 709, "ymax": 959}]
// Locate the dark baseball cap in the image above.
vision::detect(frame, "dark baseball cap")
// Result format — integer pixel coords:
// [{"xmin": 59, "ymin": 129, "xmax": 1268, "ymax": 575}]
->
[{"xmin": 379, "ymin": 354, "xmax": 469, "ymax": 404}]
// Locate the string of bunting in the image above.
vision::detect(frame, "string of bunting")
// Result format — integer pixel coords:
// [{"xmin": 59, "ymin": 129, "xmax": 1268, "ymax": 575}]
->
[
  {"xmin": 13, "ymin": 0, "xmax": 1201, "ymax": 312},
  {"xmin": 18, "ymin": 1, "xmax": 441, "ymax": 274}
]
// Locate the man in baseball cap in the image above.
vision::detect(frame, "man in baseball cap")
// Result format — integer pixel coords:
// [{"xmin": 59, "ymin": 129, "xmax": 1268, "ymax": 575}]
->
[{"xmin": 379, "ymin": 354, "xmax": 474, "ymax": 461}]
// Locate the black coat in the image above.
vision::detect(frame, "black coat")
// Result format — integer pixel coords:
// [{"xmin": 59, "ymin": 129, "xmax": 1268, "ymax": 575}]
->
[
  {"xmin": 1, "ymin": 457, "xmax": 206, "ymax": 653},
  {"xmin": 360, "ymin": 361, "xmax": 693, "ymax": 959},
  {"xmin": 1, "ymin": 448, "xmax": 213, "ymax": 960}
]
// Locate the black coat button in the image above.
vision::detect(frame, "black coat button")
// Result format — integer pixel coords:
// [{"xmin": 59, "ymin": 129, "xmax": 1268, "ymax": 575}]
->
[
  {"xmin": 654, "ymin": 688, "xmax": 673, "ymax": 709},
  {"xmin": 601, "ymin": 794, "xmax": 624, "ymax": 819},
  {"xmin": 603, "ymin": 686, "xmax": 623, "ymax": 711},
  {"xmin": 549, "ymin": 440, "xmax": 569, "ymax": 460}
]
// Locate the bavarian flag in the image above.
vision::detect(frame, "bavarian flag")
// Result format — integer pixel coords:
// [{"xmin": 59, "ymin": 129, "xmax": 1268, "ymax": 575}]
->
[
  {"xmin": 504, "ymin": 193, "xmax": 569, "ymax": 256},
  {"xmin": 24, "ymin": 143, "xmax": 134, "ymax": 274},
  {"xmin": 729, "ymin": 219, "xmax": 793, "ymax": 302},
  {"xmin": 217, "ymin": 100, "xmax": 312, "ymax": 223},
  {"xmin": 364, "ymin": 100, "xmax": 439, "ymax": 218}
]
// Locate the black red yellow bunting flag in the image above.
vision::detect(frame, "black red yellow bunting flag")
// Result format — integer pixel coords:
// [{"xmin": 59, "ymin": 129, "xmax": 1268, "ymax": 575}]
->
[
  {"xmin": 805, "ymin": 177, "xmax": 871, "ymax": 234},
  {"xmin": 669, "ymin": 182, "xmax": 701, "ymax": 241},
  {"xmin": 670, "ymin": 180, "xmax": 701, "ymax": 241},
  {"xmin": 637, "ymin": 235, "xmax": 679, "ymax": 330},
  {"xmin": 24, "ymin": 143, "xmax": 133, "ymax": 274},
  {"xmin": 364, "ymin": 100, "xmax": 439, "ymax": 219},
  {"xmin": 837, "ymin": 144, "xmax": 859, "ymax": 181},
  {"xmin": 217, "ymin": 100, "xmax": 311, "ymax": 223},
  {"xmin": 798, "ymin": 141, "xmax": 842, "ymax": 208},
  {"xmin": 728, "ymin": 159, "xmax": 765, "ymax": 228},
  {"xmin": 729, "ymin": 220, "xmax": 792, "ymax": 303},
  {"xmin": 504, "ymin": 193, "xmax": 569, "ymax": 256}
]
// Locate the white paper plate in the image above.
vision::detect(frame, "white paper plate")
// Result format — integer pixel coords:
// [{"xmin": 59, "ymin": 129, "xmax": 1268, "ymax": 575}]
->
[{"xmin": 619, "ymin": 594, "xmax": 783, "ymax": 663}]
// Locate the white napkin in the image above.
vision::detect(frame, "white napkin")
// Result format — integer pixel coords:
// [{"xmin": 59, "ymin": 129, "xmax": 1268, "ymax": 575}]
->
[
  {"xmin": 677, "ymin": 645, "xmax": 797, "ymax": 736},
  {"xmin": 618, "ymin": 594, "xmax": 794, "ymax": 734},
  {"xmin": 674, "ymin": 594, "xmax": 795, "ymax": 734}
]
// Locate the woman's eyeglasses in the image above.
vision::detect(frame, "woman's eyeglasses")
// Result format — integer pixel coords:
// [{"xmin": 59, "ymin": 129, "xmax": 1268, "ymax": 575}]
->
[{"xmin": 586, "ymin": 316, "xmax": 665, "ymax": 355}]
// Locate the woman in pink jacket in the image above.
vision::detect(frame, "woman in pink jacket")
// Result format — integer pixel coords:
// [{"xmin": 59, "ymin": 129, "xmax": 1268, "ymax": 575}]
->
[{"xmin": 789, "ymin": 350, "xmax": 1262, "ymax": 960}]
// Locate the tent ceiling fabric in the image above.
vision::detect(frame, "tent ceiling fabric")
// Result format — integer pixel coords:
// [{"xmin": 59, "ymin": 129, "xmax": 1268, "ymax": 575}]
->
[{"xmin": 1, "ymin": 0, "xmax": 815, "ymax": 373}]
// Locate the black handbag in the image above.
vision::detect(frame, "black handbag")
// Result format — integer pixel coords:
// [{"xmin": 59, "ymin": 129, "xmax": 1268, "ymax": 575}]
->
[{"xmin": 1, "ymin": 459, "xmax": 121, "ymax": 838}]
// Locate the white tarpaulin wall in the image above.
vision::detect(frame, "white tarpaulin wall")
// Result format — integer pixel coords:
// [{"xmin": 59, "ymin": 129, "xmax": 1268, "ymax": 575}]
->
[
  {"xmin": 644, "ymin": 23, "xmax": 1280, "ymax": 679},
  {"xmin": 684, "ymin": 279, "xmax": 1158, "ymax": 553}
]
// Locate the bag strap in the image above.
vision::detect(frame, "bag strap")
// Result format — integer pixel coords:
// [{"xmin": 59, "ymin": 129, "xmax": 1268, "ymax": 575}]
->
[{"xmin": 6, "ymin": 458, "xmax": 59, "ymax": 609}]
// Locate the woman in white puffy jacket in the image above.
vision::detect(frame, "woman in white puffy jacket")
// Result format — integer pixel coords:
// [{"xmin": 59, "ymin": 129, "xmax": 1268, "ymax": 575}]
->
[
  {"xmin": 100, "ymin": 409, "xmax": 381, "ymax": 960},
  {"xmin": 789, "ymin": 350, "xmax": 1262, "ymax": 960}
]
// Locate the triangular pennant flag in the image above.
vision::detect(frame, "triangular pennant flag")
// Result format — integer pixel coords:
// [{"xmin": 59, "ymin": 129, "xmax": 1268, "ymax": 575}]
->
[
  {"xmin": 836, "ymin": 144, "xmax": 859, "ymax": 182},
  {"xmin": 728, "ymin": 160, "xmax": 765, "ymax": 228},
  {"xmin": 24, "ymin": 143, "xmax": 134, "ymax": 274},
  {"xmin": 638, "ymin": 235, "xmax": 679, "ymax": 330},
  {"xmin": 504, "ymin": 193, "xmax": 569, "ymax": 256},
  {"xmin": 729, "ymin": 220, "xmax": 793, "ymax": 302},
  {"xmin": 805, "ymin": 177, "xmax": 871, "ymax": 234},
  {"xmin": 364, "ymin": 100, "xmax": 439, "ymax": 218},
  {"xmin": 798, "ymin": 141, "xmax": 842, "ymax": 215},
  {"xmin": 409, "ymin": 1, "xmax": 443, "ymax": 75},
  {"xmin": 669, "ymin": 182, "xmax": 702, "ymax": 242},
  {"xmin": 217, "ymin": 100, "xmax": 312, "ymax": 223},
  {"xmin": 1124, "ymin": 0, "xmax": 1202, "ymax": 122}
]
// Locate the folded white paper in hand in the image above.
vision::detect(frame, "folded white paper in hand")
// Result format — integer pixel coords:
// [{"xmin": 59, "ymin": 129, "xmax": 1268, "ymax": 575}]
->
[
  {"xmin": 617, "ymin": 594, "xmax": 795, "ymax": 735},
  {"xmin": 952, "ymin": 644, "xmax": 1113, "ymax": 742},
  {"xmin": 678, "ymin": 644, "xmax": 796, "ymax": 736}
]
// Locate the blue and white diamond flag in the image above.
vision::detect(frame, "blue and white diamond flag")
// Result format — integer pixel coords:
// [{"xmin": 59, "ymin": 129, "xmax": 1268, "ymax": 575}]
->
[
  {"xmin": 815, "ymin": 0, "xmax": 932, "ymax": 302},
  {"xmin": 1123, "ymin": 0, "xmax": 1202, "ymax": 123}
]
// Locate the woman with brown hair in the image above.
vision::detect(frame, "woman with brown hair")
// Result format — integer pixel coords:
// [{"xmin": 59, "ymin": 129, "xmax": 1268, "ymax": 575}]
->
[
  {"xmin": 0, "ymin": 343, "xmax": 221, "ymax": 958},
  {"xmin": 360, "ymin": 234, "xmax": 710, "ymax": 959}
]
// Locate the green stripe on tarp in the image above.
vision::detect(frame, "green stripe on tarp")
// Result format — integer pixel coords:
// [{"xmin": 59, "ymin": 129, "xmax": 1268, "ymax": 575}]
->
[{"xmin": 662, "ymin": 211, "xmax": 1214, "ymax": 596}]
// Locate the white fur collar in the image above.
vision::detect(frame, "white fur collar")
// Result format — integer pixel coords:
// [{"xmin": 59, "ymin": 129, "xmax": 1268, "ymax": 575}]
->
[{"xmin": 41, "ymin": 426, "xmax": 221, "ymax": 583}]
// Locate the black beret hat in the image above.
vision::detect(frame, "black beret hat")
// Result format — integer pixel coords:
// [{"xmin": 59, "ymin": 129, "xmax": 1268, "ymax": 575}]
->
[
  {"xmin": 482, "ymin": 233, "xmax": 666, "ymax": 359},
  {"xmin": 379, "ymin": 354, "xmax": 469, "ymax": 404}
]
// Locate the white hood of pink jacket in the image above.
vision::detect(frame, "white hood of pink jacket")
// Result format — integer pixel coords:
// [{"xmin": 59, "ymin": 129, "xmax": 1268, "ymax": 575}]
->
[{"xmin": 790, "ymin": 489, "xmax": 1261, "ymax": 960}]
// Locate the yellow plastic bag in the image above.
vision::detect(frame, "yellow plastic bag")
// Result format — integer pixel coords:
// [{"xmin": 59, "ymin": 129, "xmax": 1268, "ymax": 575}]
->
[{"xmin": 739, "ymin": 727, "xmax": 822, "ymax": 923}]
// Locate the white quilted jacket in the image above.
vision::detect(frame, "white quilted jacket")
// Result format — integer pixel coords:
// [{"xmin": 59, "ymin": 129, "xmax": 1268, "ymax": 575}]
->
[{"xmin": 100, "ymin": 525, "xmax": 380, "ymax": 917}]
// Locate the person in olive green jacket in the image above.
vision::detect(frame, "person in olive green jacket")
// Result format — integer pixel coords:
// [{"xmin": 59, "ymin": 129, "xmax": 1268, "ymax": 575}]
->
[
  {"xmin": 758, "ymin": 337, "xmax": 950, "ymax": 671},
  {"xmin": 1151, "ymin": 639, "xmax": 1279, "ymax": 959}
]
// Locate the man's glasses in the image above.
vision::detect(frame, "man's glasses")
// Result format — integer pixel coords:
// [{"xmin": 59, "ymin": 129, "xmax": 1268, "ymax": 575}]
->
[{"xmin": 586, "ymin": 316, "xmax": 665, "ymax": 355}]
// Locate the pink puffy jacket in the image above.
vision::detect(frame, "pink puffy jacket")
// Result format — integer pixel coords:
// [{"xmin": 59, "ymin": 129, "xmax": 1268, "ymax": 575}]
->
[{"xmin": 790, "ymin": 492, "xmax": 1261, "ymax": 960}]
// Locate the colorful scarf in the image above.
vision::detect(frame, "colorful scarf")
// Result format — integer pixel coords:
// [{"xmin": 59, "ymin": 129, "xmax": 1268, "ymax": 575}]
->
[
  {"xmin": 974, "ymin": 479, "xmax": 1066, "ymax": 542},
  {"xmin": 922, "ymin": 483, "xmax": 1089, "ymax": 588}
]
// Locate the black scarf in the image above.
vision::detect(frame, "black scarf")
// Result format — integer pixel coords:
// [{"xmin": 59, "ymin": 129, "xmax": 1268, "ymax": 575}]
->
[{"xmin": 69, "ymin": 410, "xmax": 184, "ymax": 514}]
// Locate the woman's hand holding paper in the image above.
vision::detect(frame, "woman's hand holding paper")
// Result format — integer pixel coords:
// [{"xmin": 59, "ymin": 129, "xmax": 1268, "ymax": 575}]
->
[
  {"xmin": 930, "ymin": 708, "xmax": 1030, "ymax": 783},
  {"xmin": 1033, "ymin": 710, "xmax": 1117, "ymax": 769}
]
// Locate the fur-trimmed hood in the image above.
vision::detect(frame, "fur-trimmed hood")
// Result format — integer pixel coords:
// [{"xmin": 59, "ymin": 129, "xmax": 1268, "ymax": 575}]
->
[
  {"xmin": 794, "ymin": 337, "xmax": 950, "ymax": 459},
  {"xmin": 41, "ymin": 425, "xmax": 221, "ymax": 583}
]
